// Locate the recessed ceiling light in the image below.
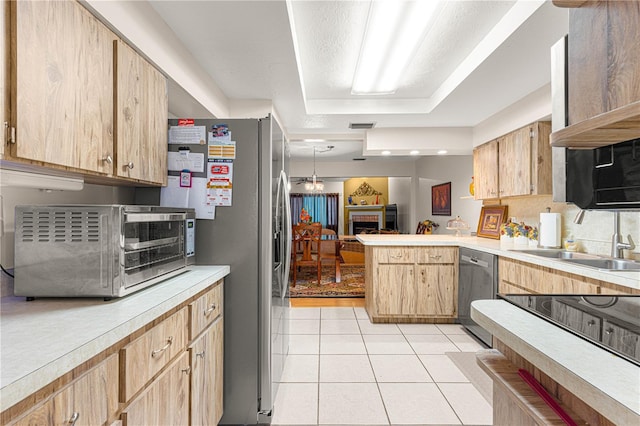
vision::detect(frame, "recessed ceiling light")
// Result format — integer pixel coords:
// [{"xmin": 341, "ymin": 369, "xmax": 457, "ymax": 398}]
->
[
  {"xmin": 410, "ymin": 150, "xmax": 420, "ymax": 156},
  {"xmin": 437, "ymin": 150, "xmax": 448, "ymax": 155},
  {"xmin": 303, "ymin": 138, "xmax": 326, "ymax": 142},
  {"xmin": 381, "ymin": 150, "xmax": 391, "ymax": 156}
]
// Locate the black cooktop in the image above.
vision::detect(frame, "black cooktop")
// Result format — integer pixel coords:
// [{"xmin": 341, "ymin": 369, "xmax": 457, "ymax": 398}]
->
[{"xmin": 499, "ymin": 294, "xmax": 640, "ymax": 366}]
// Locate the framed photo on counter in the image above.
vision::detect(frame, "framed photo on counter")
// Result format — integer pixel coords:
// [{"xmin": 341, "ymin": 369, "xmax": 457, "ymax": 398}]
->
[{"xmin": 477, "ymin": 205, "xmax": 508, "ymax": 239}]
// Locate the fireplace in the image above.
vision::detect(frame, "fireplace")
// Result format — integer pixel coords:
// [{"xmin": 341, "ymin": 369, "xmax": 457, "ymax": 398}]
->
[
  {"xmin": 347, "ymin": 208, "xmax": 384, "ymax": 234},
  {"xmin": 353, "ymin": 219, "xmax": 379, "ymax": 234}
]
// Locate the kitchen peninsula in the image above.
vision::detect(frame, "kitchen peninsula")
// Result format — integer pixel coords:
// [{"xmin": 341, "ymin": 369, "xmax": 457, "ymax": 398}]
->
[{"xmin": 356, "ymin": 234, "xmax": 640, "ymax": 323}]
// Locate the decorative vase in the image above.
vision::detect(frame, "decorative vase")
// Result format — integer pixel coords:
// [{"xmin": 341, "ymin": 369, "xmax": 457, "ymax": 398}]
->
[
  {"xmin": 528, "ymin": 239, "xmax": 539, "ymax": 248},
  {"xmin": 500, "ymin": 235, "xmax": 513, "ymax": 245},
  {"xmin": 424, "ymin": 229, "xmax": 432, "ymax": 235},
  {"xmin": 515, "ymin": 235, "xmax": 529, "ymax": 246},
  {"xmin": 469, "ymin": 176, "xmax": 475, "ymax": 196}
]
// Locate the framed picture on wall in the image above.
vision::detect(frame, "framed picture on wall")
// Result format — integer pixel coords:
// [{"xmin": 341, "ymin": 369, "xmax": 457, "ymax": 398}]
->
[
  {"xmin": 477, "ymin": 205, "xmax": 508, "ymax": 239},
  {"xmin": 431, "ymin": 182, "xmax": 451, "ymax": 216}
]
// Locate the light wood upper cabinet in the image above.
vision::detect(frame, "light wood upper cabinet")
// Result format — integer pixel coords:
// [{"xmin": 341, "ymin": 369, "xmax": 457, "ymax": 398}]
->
[
  {"xmin": 474, "ymin": 121, "xmax": 552, "ymax": 200},
  {"xmin": 10, "ymin": 354, "xmax": 119, "ymax": 426},
  {"xmin": 10, "ymin": 0, "xmax": 116, "ymax": 174},
  {"xmin": 473, "ymin": 140, "xmax": 498, "ymax": 200},
  {"xmin": 551, "ymin": 0, "xmax": 640, "ymax": 148},
  {"xmin": 114, "ymin": 40, "xmax": 168, "ymax": 185}
]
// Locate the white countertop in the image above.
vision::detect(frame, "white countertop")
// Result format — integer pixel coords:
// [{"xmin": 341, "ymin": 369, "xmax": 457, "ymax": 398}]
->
[
  {"xmin": 356, "ymin": 234, "xmax": 640, "ymax": 291},
  {"xmin": 471, "ymin": 299, "xmax": 640, "ymax": 425},
  {"xmin": 0, "ymin": 265, "xmax": 230, "ymax": 412}
]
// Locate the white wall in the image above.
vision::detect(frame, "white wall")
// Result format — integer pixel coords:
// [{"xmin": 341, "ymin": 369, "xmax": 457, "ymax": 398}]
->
[
  {"xmin": 365, "ymin": 128, "xmax": 473, "ymax": 155},
  {"xmin": 388, "ymin": 177, "xmax": 411, "ymax": 234},
  {"xmin": 290, "ymin": 159, "xmax": 416, "ymax": 179},
  {"xmin": 415, "ymin": 156, "xmax": 483, "ymax": 234},
  {"xmin": 473, "ymin": 83, "xmax": 551, "ymax": 146}
]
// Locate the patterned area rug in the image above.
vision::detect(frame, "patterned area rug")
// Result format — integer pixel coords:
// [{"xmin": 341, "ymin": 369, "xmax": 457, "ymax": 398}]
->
[{"xmin": 289, "ymin": 264, "xmax": 365, "ymax": 298}]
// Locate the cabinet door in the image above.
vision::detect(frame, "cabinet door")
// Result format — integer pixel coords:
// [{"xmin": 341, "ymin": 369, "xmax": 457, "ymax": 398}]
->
[
  {"xmin": 11, "ymin": 354, "xmax": 118, "ymax": 426},
  {"xmin": 115, "ymin": 40, "xmax": 143, "ymax": 181},
  {"xmin": 375, "ymin": 265, "xmax": 415, "ymax": 315},
  {"xmin": 121, "ymin": 351, "xmax": 190, "ymax": 426},
  {"xmin": 13, "ymin": 0, "xmax": 115, "ymax": 173},
  {"xmin": 551, "ymin": 300, "xmax": 601, "ymax": 340},
  {"xmin": 190, "ymin": 316, "xmax": 223, "ymax": 426},
  {"xmin": 115, "ymin": 40, "xmax": 167, "ymax": 184},
  {"xmin": 473, "ymin": 140, "xmax": 498, "ymax": 199},
  {"xmin": 416, "ymin": 265, "xmax": 456, "ymax": 317},
  {"xmin": 499, "ymin": 126, "xmax": 531, "ymax": 197}
]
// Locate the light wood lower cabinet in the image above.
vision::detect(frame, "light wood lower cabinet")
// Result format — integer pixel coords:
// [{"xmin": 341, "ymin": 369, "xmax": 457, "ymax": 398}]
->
[
  {"xmin": 10, "ymin": 354, "xmax": 119, "ymax": 426},
  {"xmin": 2, "ymin": 279, "xmax": 225, "ymax": 426},
  {"xmin": 366, "ymin": 246, "xmax": 458, "ymax": 323},
  {"xmin": 190, "ymin": 316, "xmax": 224, "ymax": 426},
  {"xmin": 498, "ymin": 257, "xmax": 638, "ymax": 295},
  {"xmin": 121, "ymin": 352, "xmax": 190, "ymax": 426}
]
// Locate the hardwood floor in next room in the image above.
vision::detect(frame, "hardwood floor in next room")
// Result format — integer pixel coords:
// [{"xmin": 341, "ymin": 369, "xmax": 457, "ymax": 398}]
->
[{"xmin": 275, "ymin": 299, "xmax": 492, "ymax": 425}]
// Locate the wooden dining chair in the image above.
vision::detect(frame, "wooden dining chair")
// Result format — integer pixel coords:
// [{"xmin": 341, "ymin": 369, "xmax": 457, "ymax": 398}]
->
[{"xmin": 291, "ymin": 222, "xmax": 322, "ymax": 287}]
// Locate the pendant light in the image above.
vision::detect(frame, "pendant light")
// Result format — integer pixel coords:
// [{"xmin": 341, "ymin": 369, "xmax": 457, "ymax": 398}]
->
[{"xmin": 305, "ymin": 146, "xmax": 324, "ymax": 192}]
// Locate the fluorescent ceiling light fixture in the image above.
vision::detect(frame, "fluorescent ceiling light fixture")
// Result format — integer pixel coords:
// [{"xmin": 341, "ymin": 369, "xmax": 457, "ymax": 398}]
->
[
  {"xmin": 381, "ymin": 150, "xmax": 391, "ymax": 156},
  {"xmin": 437, "ymin": 150, "xmax": 448, "ymax": 155},
  {"xmin": 352, "ymin": 0, "xmax": 442, "ymax": 95},
  {"xmin": 410, "ymin": 150, "xmax": 420, "ymax": 156},
  {"xmin": 303, "ymin": 138, "xmax": 326, "ymax": 142},
  {"xmin": 0, "ymin": 169, "xmax": 84, "ymax": 191}
]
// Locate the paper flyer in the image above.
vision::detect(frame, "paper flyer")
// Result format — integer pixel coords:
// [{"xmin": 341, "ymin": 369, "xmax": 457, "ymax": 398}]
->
[
  {"xmin": 169, "ymin": 125, "xmax": 206, "ymax": 144},
  {"xmin": 206, "ymin": 160, "xmax": 233, "ymax": 206}
]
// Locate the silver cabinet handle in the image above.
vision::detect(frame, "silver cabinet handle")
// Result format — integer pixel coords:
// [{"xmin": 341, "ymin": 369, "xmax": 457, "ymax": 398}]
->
[
  {"xmin": 432, "ymin": 255, "xmax": 442, "ymax": 260},
  {"xmin": 196, "ymin": 351, "xmax": 205, "ymax": 358},
  {"xmin": 181, "ymin": 366, "xmax": 191, "ymax": 375},
  {"xmin": 605, "ymin": 327, "xmax": 614, "ymax": 335},
  {"xmin": 204, "ymin": 303, "xmax": 217, "ymax": 316},
  {"xmin": 68, "ymin": 412, "xmax": 79, "ymax": 425},
  {"xmin": 587, "ymin": 320, "xmax": 596, "ymax": 327},
  {"xmin": 102, "ymin": 155, "xmax": 113, "ymax": 164},
  {"xmin": 126, "ymin": 162, "xmax": 134, "ymax": 169},
  {"xmin": 151, "ymin": 336, "xmax": 173, "ymax": 358}
]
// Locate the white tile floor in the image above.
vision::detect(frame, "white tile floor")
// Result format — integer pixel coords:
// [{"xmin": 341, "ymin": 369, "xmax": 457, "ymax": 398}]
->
[{"xmin": 272, "ymin": 306, "xmax": 493, "ymax": 426}]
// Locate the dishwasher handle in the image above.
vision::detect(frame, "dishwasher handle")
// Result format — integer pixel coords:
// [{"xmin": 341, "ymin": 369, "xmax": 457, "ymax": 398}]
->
[{"xmin": 461, "ymin": 255, "xmax": 490, "ymax": 269}]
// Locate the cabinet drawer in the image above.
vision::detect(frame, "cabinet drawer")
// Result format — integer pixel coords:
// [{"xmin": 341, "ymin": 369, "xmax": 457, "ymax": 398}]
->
[
  {"xmin": 375, "ymin": 247, "xmax": 414, "ymax": 264},
  {"xmin": 120, "ymin": 307, "xmax": 188, "ymax": 402},
  {"xmin": 10, "ymin": 354, "xmax": 119, "ymax": 426},
  {"xmin": 416, "ymin": 247, "xmax": 456, "ymax": 264},
  {"xmin": 190, "ymin": 281, "xmax": 223, "ymax": 339}
]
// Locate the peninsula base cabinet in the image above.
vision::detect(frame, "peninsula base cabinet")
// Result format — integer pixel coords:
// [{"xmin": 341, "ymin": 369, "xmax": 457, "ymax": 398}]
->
[
  {"xmin": 365, "ymin": 246, "xmax": 458, "ymax": 323},
  {"xmin": 3, "ymin": 279, "xmax": 225, "ymax": 426}
]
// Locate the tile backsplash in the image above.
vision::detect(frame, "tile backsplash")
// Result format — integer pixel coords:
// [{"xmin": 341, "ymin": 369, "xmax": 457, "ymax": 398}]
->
[{"xmin": 497, "ymin": 195, "xmax": 640, "ymax": 260}]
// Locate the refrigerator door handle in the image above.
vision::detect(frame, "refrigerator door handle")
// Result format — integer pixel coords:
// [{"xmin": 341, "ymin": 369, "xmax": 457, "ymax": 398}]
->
[{"xmin": 281, "ymin": 170, "xmax": 292, "ymax": 294}]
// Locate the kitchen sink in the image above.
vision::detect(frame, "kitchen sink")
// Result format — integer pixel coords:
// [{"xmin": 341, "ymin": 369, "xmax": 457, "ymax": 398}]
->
[
  {"xmin": 510, "ymin": 249, "xmax": 640, "ymax": 271},
  {"xmin": 509, "ymin": 249, "xmax": 598, "ymax": 260},
  {"xmin": 562, "ymin": 258, "xmax": 640, "ymax": 271}
]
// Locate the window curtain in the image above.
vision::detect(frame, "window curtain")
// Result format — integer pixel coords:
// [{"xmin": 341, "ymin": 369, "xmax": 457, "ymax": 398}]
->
[{"xmin": 290, "ymin": 193, "xmax": 339, "ymax": 232}]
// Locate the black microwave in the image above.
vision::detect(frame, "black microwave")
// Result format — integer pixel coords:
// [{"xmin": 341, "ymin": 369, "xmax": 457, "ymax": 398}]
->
[{"xmin": 566, "ymin": 138, "xmax": 640, "ymax": 209}]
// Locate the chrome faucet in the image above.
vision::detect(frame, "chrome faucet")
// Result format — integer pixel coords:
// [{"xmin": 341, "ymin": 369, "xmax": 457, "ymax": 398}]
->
[{"xmin": 611, "ymin": 211, "xmax": 635, "ymax": 259}]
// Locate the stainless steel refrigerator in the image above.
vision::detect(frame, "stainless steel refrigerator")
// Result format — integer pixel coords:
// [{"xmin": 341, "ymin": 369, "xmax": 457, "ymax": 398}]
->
[{"xmin": 166, "ymin": 116, "xmax": 291, "ymax": 424}]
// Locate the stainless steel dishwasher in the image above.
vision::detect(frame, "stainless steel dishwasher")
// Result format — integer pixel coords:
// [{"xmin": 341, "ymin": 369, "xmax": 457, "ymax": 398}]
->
[{"xmin": 458, "ymin": 248, "xmax": 498, "ymax": 347}]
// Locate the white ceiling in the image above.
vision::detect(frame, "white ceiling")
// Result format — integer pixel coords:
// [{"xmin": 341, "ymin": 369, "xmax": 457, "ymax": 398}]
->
[{"xmin": 149, "ymin": 0, "xmax": 568, "ymax": 161}]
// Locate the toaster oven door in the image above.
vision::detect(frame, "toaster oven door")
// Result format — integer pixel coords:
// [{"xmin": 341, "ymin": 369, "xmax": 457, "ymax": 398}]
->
[{"xmin": 122, "ymin": 211, "xmax": 187, "ymax": 288}]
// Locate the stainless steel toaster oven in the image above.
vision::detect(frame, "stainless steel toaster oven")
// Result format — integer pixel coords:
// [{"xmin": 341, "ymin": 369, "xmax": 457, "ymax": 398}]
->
[{"xmin": 14, "ymin": 205, "xmax": 196, "ymax": 299}]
